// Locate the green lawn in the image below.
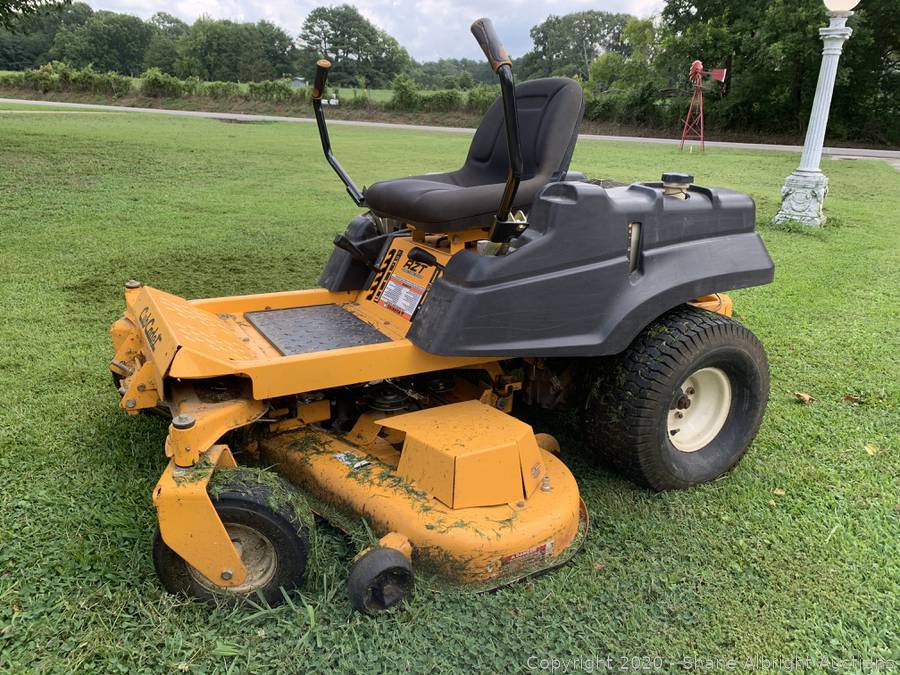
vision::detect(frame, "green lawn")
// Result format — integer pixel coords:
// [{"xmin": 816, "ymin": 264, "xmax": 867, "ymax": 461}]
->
[
  {"xmin": 335, "ymin": 87, "xmax": 394, "ymax": 102},
  {"xmin": 0, "ymin": 102, "xmax": 897, "ymax": 672}
]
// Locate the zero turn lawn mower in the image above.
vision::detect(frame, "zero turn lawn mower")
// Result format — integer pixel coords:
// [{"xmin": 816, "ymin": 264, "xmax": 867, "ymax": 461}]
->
[{"xmin": 109, "ymin": 19, "xmax": 774, "ymax": 614}]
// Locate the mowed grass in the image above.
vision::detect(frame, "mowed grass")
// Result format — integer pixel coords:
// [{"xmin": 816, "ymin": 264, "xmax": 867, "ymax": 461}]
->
[{"xmin": 0, "ymin": 102, "xmax": 897, "ymax": 672}]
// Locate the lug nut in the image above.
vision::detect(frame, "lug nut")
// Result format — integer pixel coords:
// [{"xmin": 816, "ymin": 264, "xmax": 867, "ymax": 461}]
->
[
  {"xmin": 221, "ymin": 569, "xmax": 233, "ymax": 580},
  {"xmin": 125, "ymin": 399, "xmax": 136, "ymax": 409},
  {"xmin": 540, "ymin": 476, "xmax": 552, "ymax": 492},
  {"xmin": 676, "ymin": 411, "xmax": 684, "ymax": 419}
]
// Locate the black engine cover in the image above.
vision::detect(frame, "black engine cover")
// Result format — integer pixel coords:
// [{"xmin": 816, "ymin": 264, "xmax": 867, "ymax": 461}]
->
[{"xmin": 408, "ymin": 180, "xmax": 774, "ymax": 357}]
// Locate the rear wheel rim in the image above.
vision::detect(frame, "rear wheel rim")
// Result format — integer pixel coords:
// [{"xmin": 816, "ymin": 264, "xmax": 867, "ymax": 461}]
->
[
  {"xmin": 188, "ymin": 522, "xmax": 278, "ymax": 593},
  {"xmin": 667, "ymin": 367, "xmax": 732, "ymax": 453}
]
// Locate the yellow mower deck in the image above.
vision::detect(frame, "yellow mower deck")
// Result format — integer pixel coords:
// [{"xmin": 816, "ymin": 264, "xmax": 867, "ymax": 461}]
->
[{"xmin": 259, "ymin": 402, "xmax": 586, "ymax": 589}]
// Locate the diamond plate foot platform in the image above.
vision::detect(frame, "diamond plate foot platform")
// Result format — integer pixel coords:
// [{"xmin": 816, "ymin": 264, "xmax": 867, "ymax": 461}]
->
[{"xmin": 245, "ymin": 304, "xmax": 391, "ymax": 356}]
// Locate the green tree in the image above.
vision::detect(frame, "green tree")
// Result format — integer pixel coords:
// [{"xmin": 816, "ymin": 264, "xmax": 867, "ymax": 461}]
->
[
  {"xmin": 0, "ymin": 1, "xmax": 90, "ymax": 69},
  {"xmin": 177, "ymin": 18, "xmax": 295, "ymax": 81},
  {"xmin": 142, "ymin": 33, "xmax": 176, "ymax": 73},
  {"xmin": 520, "ymin": 10, "xmax": 631, "ymax": 80},
  {"xmin": 142, "ymin": 13, "xmax": 187, "ymax": 74},
  {"xmin": 407, "ymin": 57, "xmax": 492, "ymax": 89},
  {"xmin": 148, "ymin": 12, "xmax": 187, "ymax": 38},
  {"xmin": 588, "ymin": 18, "xmax": 661, "ymax": 93},
  {"xmin": 252, "ymin": 20, "xmax": 295, "ymax": 78},
  {"xmin": 297, "ymin": 5, "xmax": 409, "ymax": 87},
  {"xmin": 658, "ymin": 0, "xmax": 898, "ymax": 140},
  {"xmin": 0, "ymin": 0, "xmax": 69, "ymax": 30},
  {"xmin": 49, "ymin": 10, "xmax": 151, "ymax": 75},
  {"xmin": 831, "ymin": 0, "xmax": 899, "ymax": 142},
  {"xmin": 456, "ymin": 70, "xmax": 474, "ymax": 89}
]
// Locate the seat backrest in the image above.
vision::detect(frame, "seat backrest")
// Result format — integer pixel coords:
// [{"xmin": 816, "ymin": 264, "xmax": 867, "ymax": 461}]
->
[{"xmin": 456, "ymin": 78, "xmax": 585, "ymax": 186}]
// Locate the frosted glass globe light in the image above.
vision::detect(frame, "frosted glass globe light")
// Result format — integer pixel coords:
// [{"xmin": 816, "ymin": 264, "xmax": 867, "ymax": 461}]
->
[{"xmin": 823, "ymin": 0, "xmax": 861, "ymax": 10}]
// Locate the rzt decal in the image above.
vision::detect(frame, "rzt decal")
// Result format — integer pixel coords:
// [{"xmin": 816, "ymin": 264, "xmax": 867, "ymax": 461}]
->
[
  {"xmin": 402, "ymin": 258, "xmax": 428, "ymax": 278},
  {"xmin": 138, "ymin": 306, "xmax": 163, "ymax": 352}
]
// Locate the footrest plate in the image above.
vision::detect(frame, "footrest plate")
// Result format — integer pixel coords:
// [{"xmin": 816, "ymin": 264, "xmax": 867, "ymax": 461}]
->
[{"xmin": 246, "ymin": 304, "xmax": 390, "ymax": 355}]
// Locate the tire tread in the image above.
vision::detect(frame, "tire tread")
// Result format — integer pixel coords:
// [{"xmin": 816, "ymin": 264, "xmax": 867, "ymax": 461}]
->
[{"xmin": 583, "ymin": 305, "xmax": 769, "ymax": 490}]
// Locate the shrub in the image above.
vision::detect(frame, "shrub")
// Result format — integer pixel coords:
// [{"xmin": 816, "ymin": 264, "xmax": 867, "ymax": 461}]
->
[
  {"xmin": 344, "ymin": 89, "xmax": 372, "ymax": 110},
  {"xmin": 0, "ymin": 71, "xmax": 26, "ymax": 89},
  {"xmin": 22, "ymin": 63, "xmax": 57, "ymax": 93},
  {"xmin": 140, "ymin": 68, "xmax": 184, "ymax": 98},
  {"xmin": 466, "ymin": 84, "xmax": 498, "ymax": 114},
  {"xmin": 52, "ymin": 61, "xmax": 75, "ymax": 91},
  {"xmin": 70, "ymin": 65, "xmax": 103, "ymax": 94},
  {"xmin": 422, "ymin": 89, "xmax": 462, "ymax": 113},
  {"xmin": 201, "ymin": 80, "xmax": 241, "ymax": 100},
  {"xmin": 247, "ymin": 79, "xmax": 295, "ymax": 103},
  {"xmin": 585, "ymin": 85, "xmax": 675, "ymax": 129},
  {"xmin": 1, "ymin": 63, "xmax": 131, "ymax": 97},
  {"xmin": 183, "ymin": 75, "xmax": 201, "ymax": 97},
  {"xmin": 99, "ymin": 71, "xmax": 131, "ymax": 97},
  {"xmin": 584, "ymin": 92, "xmax": 624, "ymax": 123},
  {"xmin": 389, "ymin": 74, "xmax": 420, "ymax": 111},
  {"xmin": 619, "ymin": 82, "xmax": 666, "ymax": 127}
]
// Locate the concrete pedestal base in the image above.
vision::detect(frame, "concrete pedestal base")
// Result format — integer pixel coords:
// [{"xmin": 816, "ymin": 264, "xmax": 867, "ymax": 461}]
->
[{"xmin": 773, "ymin": 170, "xmax": 829, "ymax": 227}]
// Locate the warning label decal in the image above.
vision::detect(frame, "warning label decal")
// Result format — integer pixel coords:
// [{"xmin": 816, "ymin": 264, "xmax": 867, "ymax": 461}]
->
[
  {"xmin": 378, "ymin": 274, "xmax": 427, "ymax": 320},
  {"xmin": 500, "ymin": 540, "xmax": 554, "ymax": 575}
]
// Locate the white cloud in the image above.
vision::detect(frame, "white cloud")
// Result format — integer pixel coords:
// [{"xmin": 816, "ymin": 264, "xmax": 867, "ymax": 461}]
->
[{"xmin": 91, "ymin": 0, "xmax": 664, "ymax": 61}]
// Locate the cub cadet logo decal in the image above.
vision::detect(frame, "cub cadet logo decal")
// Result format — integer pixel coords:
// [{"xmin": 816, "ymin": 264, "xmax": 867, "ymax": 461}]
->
[{"xmin": 138, "ymin": 306, "xmax": 163, "ymax": 352}]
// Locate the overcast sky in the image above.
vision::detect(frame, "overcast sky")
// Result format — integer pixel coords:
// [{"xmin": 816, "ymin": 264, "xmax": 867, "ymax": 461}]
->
[{"xmin": 90, "ymin": 0, "xmax": 665, "ymax": 61}]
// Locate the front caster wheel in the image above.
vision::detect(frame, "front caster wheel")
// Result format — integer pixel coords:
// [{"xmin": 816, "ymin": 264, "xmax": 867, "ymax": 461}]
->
[
  {"xmin": 347, "ymin": 547, "xmax": 414, "ymax": 615},
  {"xmin": 153, "ymin": 468, "xmax": 312, "ymax": 606},
  {"xmin": 584, "ymin": 305, "xmax": 769, "ymax": 491}
]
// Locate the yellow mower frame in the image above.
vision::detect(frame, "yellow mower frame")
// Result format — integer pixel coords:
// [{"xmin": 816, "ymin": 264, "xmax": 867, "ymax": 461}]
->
[{"xmin": 111, "ymin": 227, "xmax": 730, "ymax": 590}]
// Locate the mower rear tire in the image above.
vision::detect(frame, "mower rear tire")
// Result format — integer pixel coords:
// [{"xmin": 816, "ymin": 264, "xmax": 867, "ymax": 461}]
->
[
  {"xmin": 347, "ymin": 547, "xmax": 414, "ymax": 615},
  {"xmin": 153, "ymin": 468, "xmax": 312, "ymax": 606},
  {"xmin": 583, "ymin": 305, "xmax": 769, "ymax": 491}
]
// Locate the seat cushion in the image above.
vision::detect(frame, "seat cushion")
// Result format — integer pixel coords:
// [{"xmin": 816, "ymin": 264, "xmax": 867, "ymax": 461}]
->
[
  {"xmin": 364, "ymin": 78, "xmax": 584, "ymax": 232},
  {"xmin": 365, "ymin": 173, "xmax": 547, "ymax": 231}
]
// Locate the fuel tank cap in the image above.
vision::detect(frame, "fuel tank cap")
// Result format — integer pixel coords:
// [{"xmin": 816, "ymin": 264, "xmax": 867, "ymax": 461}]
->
[
  {"xmin": 661, "ymin": 172, "xmax": 694, "ymax": 184},
  {"xmin": 662, "ymin": 173, "xmax": 694, "ymax": 199}
]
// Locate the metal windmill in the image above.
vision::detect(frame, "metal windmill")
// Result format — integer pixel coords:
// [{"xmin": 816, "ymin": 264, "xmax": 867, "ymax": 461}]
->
[{"xmin": 679, "ymin": 60, "xmax": 728, "ymax": 152}]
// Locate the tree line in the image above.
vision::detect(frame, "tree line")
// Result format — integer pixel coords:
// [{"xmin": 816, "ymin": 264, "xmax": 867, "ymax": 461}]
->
[
  {"xmin": 0, "ymin": 1, "xmax": 896, "ymax": 144},
  {"xmin": 589, "ymin": 0, "xmax": 898, "ymax": 144}
]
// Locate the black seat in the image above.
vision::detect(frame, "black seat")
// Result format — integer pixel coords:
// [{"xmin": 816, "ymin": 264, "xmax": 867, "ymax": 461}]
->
[{"xmin": 364, "ymin": 78, "xmax": 584, "ymax": 232}]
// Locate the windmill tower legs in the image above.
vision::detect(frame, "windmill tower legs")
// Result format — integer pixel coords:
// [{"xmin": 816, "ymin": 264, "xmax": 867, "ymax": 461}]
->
[{"xmin": 680, "ymin": 60, "xmax": 706, "ymax": 152}]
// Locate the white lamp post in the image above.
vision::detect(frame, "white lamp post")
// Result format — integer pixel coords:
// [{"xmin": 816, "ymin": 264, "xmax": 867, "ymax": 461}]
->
[{"xmin": 773, "ymin": 0, "xmax": 859, "ymax": 227}]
